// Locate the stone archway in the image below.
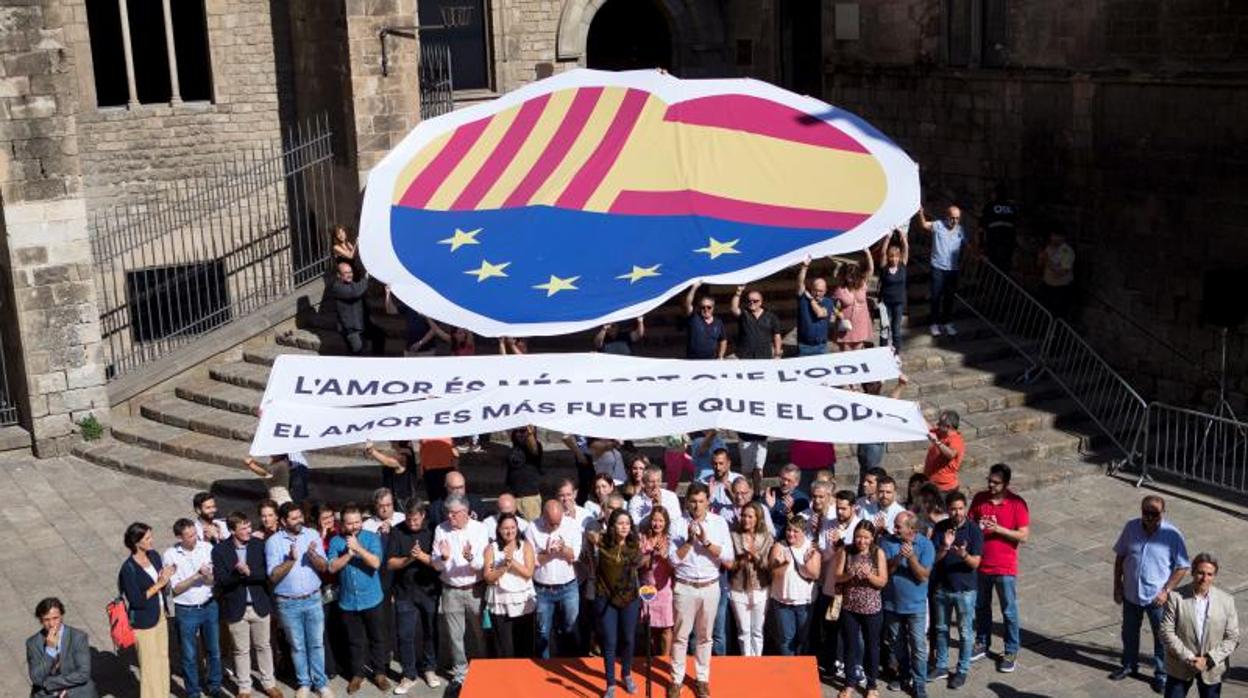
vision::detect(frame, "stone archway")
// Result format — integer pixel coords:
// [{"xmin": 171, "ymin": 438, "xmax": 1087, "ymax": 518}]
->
[
  {"xmin": 555, "ymin": 0, "xmax": 726, "ymax": 76},
  {"xmin": 586, "ymin": 0, "xmax": 672, "ymax": 71}
]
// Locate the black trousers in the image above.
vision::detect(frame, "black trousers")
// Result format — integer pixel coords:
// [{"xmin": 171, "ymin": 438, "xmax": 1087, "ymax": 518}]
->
[
  {"xmin": 343, "ymin": 320, "xmax": 387, "ymax": 356},
  {"xmin": 493, "ymin": 612, "xmax": 535, "ymax": 658},
  {"xmin": 342, "ymin": 603, "xmax": 388, "ymax": 679}
]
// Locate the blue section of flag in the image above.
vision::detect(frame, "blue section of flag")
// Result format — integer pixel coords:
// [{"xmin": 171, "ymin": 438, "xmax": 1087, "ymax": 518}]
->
[{"xmin": 390, "ymin": 205, "xmax": 843, "ymax": 323}]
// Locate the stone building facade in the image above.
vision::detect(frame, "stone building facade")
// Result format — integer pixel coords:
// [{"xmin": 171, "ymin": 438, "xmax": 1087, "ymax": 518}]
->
[{"xmin": 1, "ymin": 0, "xmax": 1243, "ymax": 456}]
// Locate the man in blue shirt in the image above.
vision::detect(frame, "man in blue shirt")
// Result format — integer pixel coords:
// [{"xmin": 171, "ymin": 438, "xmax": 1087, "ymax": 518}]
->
[
  {"xmin": 764, "ymin": 464, "xmax": 811, "ymax": 532},
  {"xmin": 265, "ymin": 501, "xmax": 331, "ymax": 697},
  {"xmin": 929, "ymin": 491, "xmax": 984, "ymax": 690},
  {"xmin": 919, "ymin": 205, "xmax": 970, "ymax": 336},
  {"xmin": 882, "ymin": 511, "xmax": 935, "ymax": 697},
  {"xmin": 795, "ymin": 256, "xmax": 835, "ymax": 355},
  {"xmin": 329, "ymin": 504, "xmax": 389, "ymax": 694},
  {"xmin": 682, "ymin": 281, "xmax": 727, "ymax": 359},
  {"xmin": 1111, "ymin": 495, "xmax": 1190, "ymax": 693}
]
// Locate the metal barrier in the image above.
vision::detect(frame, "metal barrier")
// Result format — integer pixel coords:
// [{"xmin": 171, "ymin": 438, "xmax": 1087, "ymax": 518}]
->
[
  {"xmin": 0, "ymin": 287, "xmax": 17, "ymax": 424},
  {"xmin": 1044, "ymin": 320, "xmax": 1149, "ymax": 472},
  {"xmin": 89, "ymin": 115, "xmax": 336, "ymax": 380},
  {"xmin": 956, "ymin": 257, "xmax": 1052, "ymax": 373},
  {"xmin": 1140, "ymin": 403, "xmax": 1248, "ymax": 493}
]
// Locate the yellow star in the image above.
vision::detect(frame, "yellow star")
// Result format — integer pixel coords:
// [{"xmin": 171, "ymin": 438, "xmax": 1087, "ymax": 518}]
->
[
  {"xmin": 533, "ymin": 274, "xmax": 580, "ymax": 297},
  {"xmin": 438, "ymin": 227, "xmax": 482, "ymax": 252},
  {"xmin": 463, "ymin": 259, "xmax": 510, "ymax": 282},
  {"xmin": 694, "ymin": 237, "xmax": 741, "ymax": 260},
  {"xmin": 616, "ymin": 264, "xmax": 662, "ymax": 284}
]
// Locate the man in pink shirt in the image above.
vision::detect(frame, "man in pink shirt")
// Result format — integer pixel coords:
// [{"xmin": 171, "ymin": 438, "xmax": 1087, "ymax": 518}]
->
[{"xmin": 969, "ymin": 463, "xmax": 1030, "ymax": 674}]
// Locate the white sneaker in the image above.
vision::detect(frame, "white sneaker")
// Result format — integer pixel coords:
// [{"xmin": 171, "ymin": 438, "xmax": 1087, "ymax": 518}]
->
[
  {"xmin": 296, "ymin": 688, "xmax": 310, "ymax": 698},
  {"xmin": 944, "ymin": 323, "xmax": 958, "ymax": 336},
  {"xmin": 318, "ymin": 687, "xmax": 336, "ymax": 698},
  {"xmin": 929, "ymin": 324, "xmax": 942, "ymax": 336},
  {"xmin": 394, "ymin": 677, "xmax": 418, "ymax": 694},
  {"xmin": 425, "ymin": 670, "xmax": 443, "ymax": 688}
]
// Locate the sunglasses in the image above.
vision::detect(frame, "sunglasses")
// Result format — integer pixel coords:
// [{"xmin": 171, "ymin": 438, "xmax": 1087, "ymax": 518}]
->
[
  {"xmin": 1141, "ymin": 509, "xmax": 1162, "ymax": 518},
  {"xmin": 700, "ymin": 305, "xmax": 714, "ymax": 311}
]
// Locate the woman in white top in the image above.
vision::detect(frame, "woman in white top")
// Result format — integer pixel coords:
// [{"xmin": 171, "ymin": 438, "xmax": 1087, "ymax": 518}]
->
[
  {"xmin": 729, "ymin": 501, "xmax": 774, "ymax": 656},
  {"xmin": 483, "ymin": 513, "xmax": 536, "ymax": 658},
  {"xmin": 768, "ymin": 514, "xmax": 822, "ymax": 656}
]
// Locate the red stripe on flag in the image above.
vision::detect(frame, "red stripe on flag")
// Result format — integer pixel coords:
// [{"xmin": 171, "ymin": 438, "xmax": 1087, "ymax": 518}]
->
[
  {"xmin": 450, "ymin": 94, "xmax": 552, "ymax": 210},
  {"xmin": 501, "ymin": 88, "xmax": 604, "ymax": 208},
  {"xmin": 664, "ymin": 95, "xmax": 868, "ymax": 153},
  {"xmin": 397, "ymin": 116, "xmax": 492, "ymax": 209},
  {"xmin": 609, "ymin": 190, "xmax": 871, "ymax": 231},
  {"xmin": 555, "ymin": 89, "xmax": 649, "ymax": 210}
]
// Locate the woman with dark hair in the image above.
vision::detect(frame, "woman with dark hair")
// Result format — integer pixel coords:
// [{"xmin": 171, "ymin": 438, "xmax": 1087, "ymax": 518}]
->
[
  {"xmin": 254, "ymin": 499, "xmax": 281, "ymax": 540},
  {"xmin": 834, "ymin": 520, "xmax": 888, "ymax": 698},
  {"xmin": 906, "ymin": 473, "xmax": 930, "ymax": 510},
  {"xmin": 331, "ymin": 224, "xmax": 357, "ymax": 264},
  {"xmin": 587, "ymin": 472, "xmax": 616, "ymax": 518},
  {"xmin": 639, "ymin": 504, "xmax": 676, "ymax": 657},
  {"xmin": 310, "ymin": 502, "xmax": 347, "ymax": 680},
  {"xmin": 118, "ymin": 522, "xmax": 174, "ymax": 698},
  {"xmin": 594, "ymin": 509, "xmax": 645, "ymax": 698},
  {"xmin": 729, "ymin": 501, "xmax": 773, "ymax": 656},
  {"xmin": 483, "ymin": 512, "xmax": 536, "ymax": 658},
  {"xmin": 27, "ymin": 597, "xmax": 97, "ymax": 697},
  {"xmin": 833, "ymin": 248, "xmax": 875, "ymax": 351},
  {"xmin": 620, "ymin": 454, "xmax": 648, "ymax": 501}
]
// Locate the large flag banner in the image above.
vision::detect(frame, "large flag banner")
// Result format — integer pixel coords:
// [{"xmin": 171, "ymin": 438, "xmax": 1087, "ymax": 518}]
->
[
  {"xmin": 250, "ymin": 380, "xmax": 927, "ymax": 456},
  {"xmin": 259, "ymin": 347, "xmax": 900, "ymax": 408},
  {"xmin": 360, "ymin": 69, "xmax": 920, "ymax": 336}
]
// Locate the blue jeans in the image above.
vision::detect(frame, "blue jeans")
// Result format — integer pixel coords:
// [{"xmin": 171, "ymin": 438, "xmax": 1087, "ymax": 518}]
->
[
  {"xmin": 714, "ymin": 570, "xmax": 730, "ymax": 655},
  {"xmin": 1164, "ymin": 676, "xmax": 1222, "ymax": 698},
  {"xmin": 798, "ymin": 342, "xmax": 827, "ymax": 356},
  {"xmin": 277, "ymin": 595, "xmax": 328, "ymax": 690},
  {"xmin": 535, "ymin": 581, "xmax": 579, "ymax": 658},
  {"xmin": 772, "ymin": 600, "xmax": 811, "ymax": 656},
  {"xmin": 595, "ymin": 596, "xmax": 640, "ymax": 685},
  {"xmin": 395, "ymin": 596, "xmax": 437, "ymax": 679},
  {"xmin": 975, "ymin": 574, "xmax": 1020, "ymax": 655},
  {"xmin": 929, "ymin": 267, "xmax": 959, "ymax": 327},
  {"xmin": 175, "ymin": 601, "xmax": 222, "ymax": 696},
  {"xmin": 1121, "ymin": 600, "xmax": 1166, "ymax": 678},
  {"xmin": 885, "ymin": 610, "xmax": 929, "ymax": 687},
  {"xmin": 883, "ymin": 301, "xmax": 905, "ymax": 351},
  {"xmin": 932, "ymin": 587, "xmax": 976, "ymax": 675}
]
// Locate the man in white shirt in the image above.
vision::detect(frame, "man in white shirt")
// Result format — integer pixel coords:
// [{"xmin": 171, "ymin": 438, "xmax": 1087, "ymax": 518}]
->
[
  {"xmin": 628, "ymin": 465, "xmax": 682, "ymax": 526},
  {"xmin": 430, "ymin": 495, "xmax": 489, "ymax": 687},
  {"xmin": 193, "ymin": 491, "xmax": 229, "ymax": 544},
  {"xmin": 872, "ymin": 476, "xmax": 907, "ymax": 534},
  {"xmin": 705, "ymin": 448, "xmax": 743, "ymax": 516},
  {"xmin": 483, "ymin": 493, "xmax": 530, "ymax": 541},
  {"xmin": 556, "ymin": 478, "xmax": 597, "ymax": 534},
  {"xmin": 720, "ymin": 478, "xmax": 776, "ymax": 536},
  {"xmin": 669, "ymin": 483, "xmax": 734, "ymax": 698},
  {"xmin": 526, "ymin": 498, "xmax": 583, "ymax": 658},
  {"xmin": 165, "ymin": 518, "xmax": 224, "ymax": 698},
  {"xmin": 855, "ymin": 467, "xmax": 885, "ymax": 520},
  {"xmin": 363, "ymin": 487, "xmax": 406, "ymax": 535}
]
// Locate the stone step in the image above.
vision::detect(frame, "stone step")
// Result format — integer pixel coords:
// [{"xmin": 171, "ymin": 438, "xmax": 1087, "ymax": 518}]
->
[{"xmin": 176, "ymin": 377, "xmax": 262, "ymax": 415}]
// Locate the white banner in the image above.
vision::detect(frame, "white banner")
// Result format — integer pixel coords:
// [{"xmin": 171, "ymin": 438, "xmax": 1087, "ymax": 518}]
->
[
  {"xmin": 260, "ymin": 347, "xmax": 900, "ymax": 408},
  {"xmin": 250, "ymin": 380, "xmax": 926, "ymax": 456}
]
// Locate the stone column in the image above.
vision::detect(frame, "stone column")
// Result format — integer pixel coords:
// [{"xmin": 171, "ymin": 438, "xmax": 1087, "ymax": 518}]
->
[{"xmin": 0, "ymin": 0, "xmax": 109, "ymax": 455}]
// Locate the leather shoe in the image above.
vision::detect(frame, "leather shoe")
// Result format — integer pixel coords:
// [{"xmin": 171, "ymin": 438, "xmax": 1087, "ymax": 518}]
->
[
  {"xmin": 694, "ymin": 680, "xmax": 710, "ymax": 698},
  {"xmin": 667, "ymin": 680, "xmax": 683, "ymax": 698},
  {"xmin": 1108, "ymin": 667, "xmax": 1133, "ymax": 681},
  {"xmin": 264, "ymin": 689, "xmax": 285, "ymax": 698},
  {"xmin": 1151, "ymin": 675, "xmax": 1166, "ymax": 694},
  {"xmin": 373, "ymin": 673, "xmax": 391, "ymax": 691},
  {"xmin": 346, "ymin": 676, "xmax": 364, "ymax": 694}
]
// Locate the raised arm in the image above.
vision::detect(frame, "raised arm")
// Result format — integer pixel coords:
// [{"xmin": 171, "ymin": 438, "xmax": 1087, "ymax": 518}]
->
[
  {"xmin": 899, "ymin": 227, "xmax": 910, "ymax": 265},
  {"xmin": 730, "ymin": 286, "xmax": 744, "ymax": 317},
  {"xmin": 630, "ymin": 316, "xmax": 645, "ymax": 342},
  {"xmin": 684, "ymin": 281, "xmax": 701, "ymax": 316},
  {"xmin": 862, "ymin": 245, "xmax": 875, "ymax": 279},
  {"xmin": 917, "ymin": 208, "xmax": 933, "ymax": 233},
  {"xmin": 593, "ymin": 324, "xmax": 609, "ymax": 350},
  {"xmin": 796, "ymin": 258, "xmax": 810, "ymax": 296}
]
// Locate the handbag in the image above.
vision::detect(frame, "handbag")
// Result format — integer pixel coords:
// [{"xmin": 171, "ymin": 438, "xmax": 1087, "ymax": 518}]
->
[{"xmin": 106, "ymin": 596, "xmax": 135, "ymax": 650}]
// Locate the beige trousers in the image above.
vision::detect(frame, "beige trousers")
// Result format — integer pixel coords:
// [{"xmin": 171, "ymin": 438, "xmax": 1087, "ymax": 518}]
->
[
  {"xmin": 135, "ymin": 612, "xmax": 171, "ymax": 698},
  {"xmin": 228, "ymin": 605, "xmax": 277, "ymax": 691},
  {"xmin": 671, "ymin": 581, "xmax": 719, "ymax": 683}
]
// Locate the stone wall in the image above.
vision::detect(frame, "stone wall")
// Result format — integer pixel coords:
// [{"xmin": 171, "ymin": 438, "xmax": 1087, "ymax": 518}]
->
[
  {"xmin": 64, "ymin": 0, "xmax": 285, "ymax": 210},
  {"xmin": 0, "ymin": 0, "xmax": 110, "ymax": 455},
  {"xmin": 818, "ymin": 0, "xmax": 1248, "ymax": 409}
]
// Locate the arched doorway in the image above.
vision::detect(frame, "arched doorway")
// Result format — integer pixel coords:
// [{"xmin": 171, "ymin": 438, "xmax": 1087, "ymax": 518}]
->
[{"xmin": 586, "ymin": 0, "xmax": 673, "ymax": 71}]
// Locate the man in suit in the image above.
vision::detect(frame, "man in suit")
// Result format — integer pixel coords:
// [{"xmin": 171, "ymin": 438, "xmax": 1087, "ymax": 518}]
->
[
  {"xmin": 1160, "ymin": 552, "xmax": 1241, "ymax": 698},
  {"xmin": 26, "ymin": 597, "xmax": 97, "ymax": 698},
  {"xmin": 214, "ymin": 512, "xmax": 283, "ymax": 698}
]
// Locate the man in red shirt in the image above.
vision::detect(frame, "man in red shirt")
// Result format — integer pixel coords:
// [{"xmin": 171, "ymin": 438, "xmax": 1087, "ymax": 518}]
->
[
  {"xmin": 923, "ymin": 410, "xmax": 965, "ymax": 492},
  {"xmin": 969, "ymin": 463, "xmax": 1030, "ymax": 674}
]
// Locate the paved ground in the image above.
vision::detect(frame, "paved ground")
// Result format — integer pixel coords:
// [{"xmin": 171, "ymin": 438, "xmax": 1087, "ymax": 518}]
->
[{"xmin": 0, "ymin": 452, "xmax": 1245, "ymax": 698}]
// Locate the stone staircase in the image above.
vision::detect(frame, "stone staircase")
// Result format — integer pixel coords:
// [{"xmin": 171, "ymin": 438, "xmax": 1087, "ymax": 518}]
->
[{"xmin": 73, "ymin": 258, "xmax": 1107, "ymax": 502}]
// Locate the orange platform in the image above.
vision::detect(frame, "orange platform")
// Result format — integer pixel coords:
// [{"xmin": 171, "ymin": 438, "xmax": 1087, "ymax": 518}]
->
[{"xmin": 460, "ymin": 656, "xmax": 822, "ymax": 697}]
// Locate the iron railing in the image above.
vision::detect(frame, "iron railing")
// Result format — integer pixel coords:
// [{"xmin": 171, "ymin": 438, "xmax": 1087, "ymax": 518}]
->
[
  {"xmin": 89, "ymin": 115, "xmax": 337, "ymax": 380},
  {"xmin": 419, "ymin": 41, "xmax": 455, "ymax": 120},
  {"xmin": 0, "ymin": 285, "xmax": 18, "ymax": 425},
  {"xmin": 1139, "ymin": 403, "xmax": 1248, "ymax": 494},
  {"xmin": 957, "ymin": 257, "xmax": 1052, "ymax": 372}
]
